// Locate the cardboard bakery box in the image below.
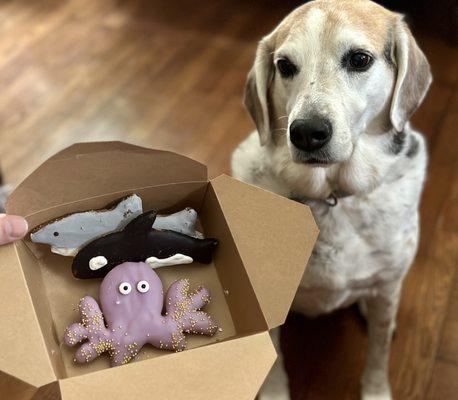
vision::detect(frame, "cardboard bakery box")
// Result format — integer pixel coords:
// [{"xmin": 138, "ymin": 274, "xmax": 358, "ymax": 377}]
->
[{"xmin": 0, "ymin": 142, "xmax": 318, "ymax": 400}]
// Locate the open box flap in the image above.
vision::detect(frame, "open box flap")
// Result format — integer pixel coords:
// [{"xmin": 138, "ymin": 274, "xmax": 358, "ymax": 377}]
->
[
  {"xmin": 6, "ymin": 142, "xmax": 207, "ymax": 218},
  {"xmin": 210, "ymin": 175, "xmax": 319, "ymax": 329},
  {"xmin": 58, "ymin": 332, "xmax": 276, "ymax": 400},
  {"xmin": 0, "ymin": 244, "xmax": 56, "ymax": 388}
]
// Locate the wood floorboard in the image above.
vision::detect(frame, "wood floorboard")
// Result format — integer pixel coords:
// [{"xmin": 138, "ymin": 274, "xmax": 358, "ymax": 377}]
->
[
  {"xmin": 0, "ymin": 1, "xmax": 456, "ymax": 399},
  {"xmin": 435, "ymin": 175, "xmax": 458, "ymax": 366},
  {"xmin": 425, "ymin": 361, "xmax": 458, "ymax": 400}
]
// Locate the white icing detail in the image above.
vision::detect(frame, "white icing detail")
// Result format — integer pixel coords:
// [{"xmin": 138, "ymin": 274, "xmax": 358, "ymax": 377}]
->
[
  {"xmin": 137, "ymin": 280, "xmax": 150, "ymax": 293},
  {"xmin": 89, "ymin": 256, "xmax": 108, "ymax": 270},
  {"xmin": 118, "ymin": 282, "xmax": 132, "ymax": 295},
  {"xmin": 145, "ymin": 254, "xmax": 193, "ymax": 269},
  {"xmin": 51, "ymin": 246, "xmax": 78, "ymax": 256}
]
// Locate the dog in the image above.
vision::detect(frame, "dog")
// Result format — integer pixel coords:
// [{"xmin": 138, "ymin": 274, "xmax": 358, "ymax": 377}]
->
[{"xmin": 231, "ymin": 1, "xmax": 431, "ymax": 399}]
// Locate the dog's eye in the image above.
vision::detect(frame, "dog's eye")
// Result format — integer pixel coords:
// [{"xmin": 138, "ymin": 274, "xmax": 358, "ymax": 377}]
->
[
  {"xmin": 344, "ymin": 51, "xmax": 373, "ymax": 72},
  {"xmin": 276, "ymin": 58, "xmax": 298, "ymax": 78}
]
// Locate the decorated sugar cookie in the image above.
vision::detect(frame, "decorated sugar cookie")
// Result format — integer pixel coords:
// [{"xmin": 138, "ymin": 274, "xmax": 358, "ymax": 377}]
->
[
  {"xmin": 31, "ymin": 192, "xmax": 204, "ymax": 256},
  {"xmin": 64, "ymin": 262, "xmax": 218, "ymax": 366},
  {"xmin": 30, "ymin": 194, "xmax": 143, "ymax": 256},
  {"xmin": 72, "ymin": 210, "xmax": 219, "ymax": 279}
]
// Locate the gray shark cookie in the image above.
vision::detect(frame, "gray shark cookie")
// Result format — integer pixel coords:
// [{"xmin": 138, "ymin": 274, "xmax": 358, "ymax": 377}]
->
[
  {"xmin": 31, "ymin": 193, "xmax": 203, "ymax": 257},
  {"xmin": 30, "ymin": 194, "xmax": 143, "ymax": 256}
]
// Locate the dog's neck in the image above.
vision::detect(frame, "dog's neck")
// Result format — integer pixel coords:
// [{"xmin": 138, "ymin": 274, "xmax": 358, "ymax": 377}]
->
[{"xmin": 268, "ymin": 125, "xmax": 413, "ymax": 203}]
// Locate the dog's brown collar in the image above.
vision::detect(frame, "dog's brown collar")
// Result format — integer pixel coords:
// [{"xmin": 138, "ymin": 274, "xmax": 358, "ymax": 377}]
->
[{"xmin": 290, "ymin": 190, "xmax": 352, "ymax": 208}]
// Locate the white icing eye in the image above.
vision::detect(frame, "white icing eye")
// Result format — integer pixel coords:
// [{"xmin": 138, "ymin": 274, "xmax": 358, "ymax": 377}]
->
[
  {"xmin": 118, "ymin": 282, "xmax": 132, "ymax": 295},
  {"xmin": 137, "ymin": 280, "xmax": 150, "ymax": 293}
]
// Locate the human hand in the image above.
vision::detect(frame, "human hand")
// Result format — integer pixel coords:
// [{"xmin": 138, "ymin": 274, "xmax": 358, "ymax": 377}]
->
[{"xmin": 0, "ymin": 214, "xmax": 28, "ymax": 245}]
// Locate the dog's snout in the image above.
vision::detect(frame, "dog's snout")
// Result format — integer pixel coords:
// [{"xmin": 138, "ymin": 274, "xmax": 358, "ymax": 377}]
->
[{"xmin": 290, "ymin": 117, "xmax": 333, "ymax": 152}]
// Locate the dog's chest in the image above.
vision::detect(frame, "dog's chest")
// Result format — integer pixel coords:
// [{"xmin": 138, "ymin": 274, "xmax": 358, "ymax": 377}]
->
[
  {"xmin": 231, "ymin": 130, "xmax": 425, "ymax": 315},
  {"xmin": 245, "ymin": 158, "xmax": 421, "ymax": 314},
  {"xmin": 291, "ymin": 191, "xmax": 419, "ymax": 315}
]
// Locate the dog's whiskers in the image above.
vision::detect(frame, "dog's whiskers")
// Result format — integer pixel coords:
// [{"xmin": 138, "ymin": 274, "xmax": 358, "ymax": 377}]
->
[{"xmin": 272, "ymin": 127, "xmax": 288, "ymax": 136}]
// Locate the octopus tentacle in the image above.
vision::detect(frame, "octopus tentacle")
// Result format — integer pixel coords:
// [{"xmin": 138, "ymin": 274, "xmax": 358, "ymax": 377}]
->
[
  {"xmin": 65, "ymin": 296, "xmax": 116, "ymax": 364},
  {"xmin": 165, "ymin": 279, "xmax": 217, "ymax": 337},
  {"xmin": 78, "ymin": 296, "xmax": 105, "ymax": 332},
  {"xmin": 182, "ymin": 310, "xmax": 218, "ymax": 335},
  {"xmin": 110, "ymin": 342, "xmax": 140, "ymax": 367},
  {"xmin": 64, "ymin": 323, "xmax": 88, "ymax": 346},
  {"xmin": 165, "ymin": 279, "xmax": 190, "ymax": 317},
  {"xmin": 170, "ymin": 330, "xmax": 187, "ymax": 351},
  {"xmin": 189, "ymin": 286, "xmax": 211, "ymax": 309},
  {"xmin": 75, "ymin": 342, "xmax": 99, "ymax": 364}
]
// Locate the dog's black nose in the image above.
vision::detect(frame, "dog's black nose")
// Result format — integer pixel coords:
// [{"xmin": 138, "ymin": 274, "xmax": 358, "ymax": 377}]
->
[{"xmin": 290, "ymin": 117, "xmax": 332, "ymax": 151}]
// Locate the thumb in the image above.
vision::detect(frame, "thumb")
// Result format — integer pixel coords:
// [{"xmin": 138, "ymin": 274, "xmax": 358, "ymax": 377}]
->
[{"xmin": 0, "ymin": 214, "xmax": 28, "ymax": 245}]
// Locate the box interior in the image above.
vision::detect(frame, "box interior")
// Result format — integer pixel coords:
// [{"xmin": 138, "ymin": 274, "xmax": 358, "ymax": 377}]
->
[{"xmin": 17, "ymin": 181, "xmax": 269, "ymax": 380}]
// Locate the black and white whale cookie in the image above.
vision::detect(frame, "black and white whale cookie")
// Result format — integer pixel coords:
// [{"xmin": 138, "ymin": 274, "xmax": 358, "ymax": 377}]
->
[{"xmin": 71, "ymin": 210, "xmax": 219, "ymax": 279}]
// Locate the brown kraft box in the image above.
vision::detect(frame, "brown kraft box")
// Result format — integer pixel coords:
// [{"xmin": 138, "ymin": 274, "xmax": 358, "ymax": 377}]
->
[{"xmin": 0, "ymin": 142, "xmax": 318, "ymax": 400}]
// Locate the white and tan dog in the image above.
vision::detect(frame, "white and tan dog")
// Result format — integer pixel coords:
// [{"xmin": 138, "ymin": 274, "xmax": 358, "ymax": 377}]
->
[{"xmin": 231, "ymin": 1, "xmax": 431, "ymax": 399}]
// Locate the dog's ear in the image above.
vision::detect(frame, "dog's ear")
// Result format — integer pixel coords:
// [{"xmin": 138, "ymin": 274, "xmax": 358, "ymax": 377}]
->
[
  {"xmin": 244, "ymin": 35, "xmax": 275, "ymax": 146},
  {"xmin": 390, "ymin": 17, "xmax": 432, "ymax": 132}
]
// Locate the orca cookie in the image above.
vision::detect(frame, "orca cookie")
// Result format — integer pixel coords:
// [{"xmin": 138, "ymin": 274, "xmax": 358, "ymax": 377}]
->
[
  {"xmin": 72, "ymin": 210, "xmax": 219, "ymax": 279},
  {"xmin": 30, "ymin": 194, "xmax": 143, "ymax": 256},
  {"xmin": 64, "ymin": 262, "xmax": 218, "ymax": 366}
]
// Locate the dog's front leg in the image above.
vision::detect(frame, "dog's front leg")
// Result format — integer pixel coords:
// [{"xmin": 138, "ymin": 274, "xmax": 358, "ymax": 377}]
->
[
  {"xmin": 361, "ymin": 280, "xmax": 402, "ymax": 400},
  {"xmin": 258, "ymin": 328, "xmax": 291, "ymax": 400}
]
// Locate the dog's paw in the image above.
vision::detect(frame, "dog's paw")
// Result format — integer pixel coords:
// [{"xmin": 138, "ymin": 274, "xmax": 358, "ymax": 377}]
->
[
  {"xmin": 361, "ymin": 372, "xmax": 392, "ymax": 400},
  {"xmin": 357, "ymin": 299, "xmax": 368, "ymax": 321},
  {"xmin": 361, "ymin": 390, "xmax": 392, "ymax": 400},
  {"xmin": 258, "ymin": 367, "xmax": 291, "ymax": 400},
  {"xmin": 258, "ymin": 389, "xmax": 291, "ymax": 400}
]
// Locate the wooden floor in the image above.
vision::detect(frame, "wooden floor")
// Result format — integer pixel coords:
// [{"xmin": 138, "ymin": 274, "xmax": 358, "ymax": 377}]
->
[{"xmin": 0, "ymin": 1, "xmax": 456, "ymax": 399}]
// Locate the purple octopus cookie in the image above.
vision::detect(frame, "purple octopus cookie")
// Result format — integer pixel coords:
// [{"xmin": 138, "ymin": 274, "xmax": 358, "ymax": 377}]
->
[{"xmin": 64, "ymin": 262, "xmax": 218, "ymax": 366}]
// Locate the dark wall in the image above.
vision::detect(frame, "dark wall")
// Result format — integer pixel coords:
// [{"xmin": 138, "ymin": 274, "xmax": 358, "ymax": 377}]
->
[
  {"xmin": 377, "ymin": 0, "xmax": 457, "ymax": 43},
  {"xmin": 277, "ymin": 0, "xmax": 456, "ymax": 43}
]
